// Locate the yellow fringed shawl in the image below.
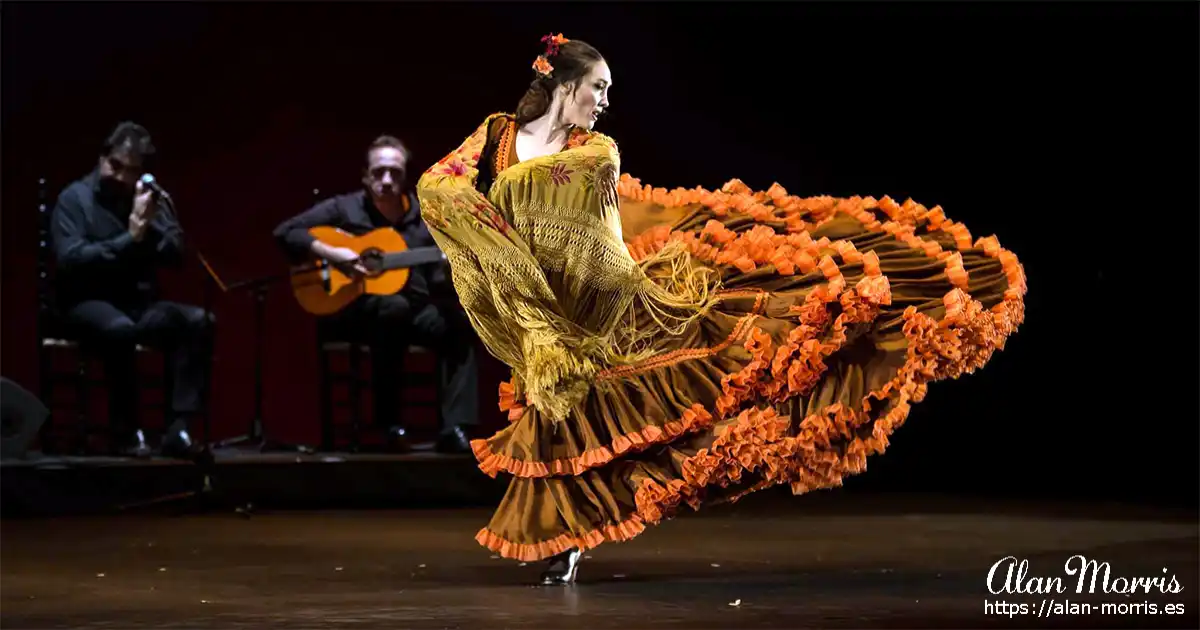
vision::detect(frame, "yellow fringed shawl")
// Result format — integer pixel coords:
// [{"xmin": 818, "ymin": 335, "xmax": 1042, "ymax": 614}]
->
[{"xmin": 417, "ymin": 113, "xmax": 717, "ymax": 422}]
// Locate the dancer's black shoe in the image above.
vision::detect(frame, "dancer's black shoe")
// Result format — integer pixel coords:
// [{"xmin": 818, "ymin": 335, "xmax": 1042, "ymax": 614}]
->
[{"xmin": 539, "ymin": 548, "xmax": 582, "ymax": 586}]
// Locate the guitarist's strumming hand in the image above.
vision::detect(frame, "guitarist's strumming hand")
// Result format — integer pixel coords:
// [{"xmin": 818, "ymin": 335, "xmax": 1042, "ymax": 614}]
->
[{"xmin": 310, "ymin": 241, "xmax": 368, "ymax": 277}]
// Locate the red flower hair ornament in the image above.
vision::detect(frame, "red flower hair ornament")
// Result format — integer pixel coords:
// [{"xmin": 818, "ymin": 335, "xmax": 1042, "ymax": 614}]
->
[{"xmin": 532, "ymin": 33, "xmax": 570, "ymax": 77}]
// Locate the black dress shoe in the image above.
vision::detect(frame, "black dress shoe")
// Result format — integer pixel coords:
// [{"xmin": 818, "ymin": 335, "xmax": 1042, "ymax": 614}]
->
[
  {"xmin": 160, "ymin": 427, "xmax": 199, "ymax": 460},
  {"xmin": 539, "ymin": 548, "xmax": 582, "ymax": 586},
  {"xmin": 435, "ymin": 426, "xmax": 471, "ymax": 454},
  {"xmin": 117, "ymin": 430, "xmax": 153, "ymax": 458},
  {"xmin": 160, "ymin": 418, "xmax": 204, "ymax": 460},
  {"xmin": 384, "ymin": 425, "xmax": 412, "ymax": 453}
]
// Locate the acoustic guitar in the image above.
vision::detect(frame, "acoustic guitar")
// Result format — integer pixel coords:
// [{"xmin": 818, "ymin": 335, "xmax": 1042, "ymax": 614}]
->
[{"xmin": 290, "ymin": 226, "xmax": 446, "ymax": 315}]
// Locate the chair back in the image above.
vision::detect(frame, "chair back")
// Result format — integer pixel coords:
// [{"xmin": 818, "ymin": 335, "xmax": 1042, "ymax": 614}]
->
[{"xmin": 36, "ymin": 177, "xmax": 60, "ymax": 340}]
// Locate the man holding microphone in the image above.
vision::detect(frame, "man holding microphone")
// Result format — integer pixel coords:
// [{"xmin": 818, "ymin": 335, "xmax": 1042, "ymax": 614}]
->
[{"xmin": 50, "ymin": 121, "xmax": 211, "ymax": 458}]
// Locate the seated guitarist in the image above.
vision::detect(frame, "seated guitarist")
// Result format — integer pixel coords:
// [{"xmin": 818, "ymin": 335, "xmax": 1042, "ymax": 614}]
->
[{"xmin": 272, "ymin": 135, "xmax": 477, "ymax": 454}]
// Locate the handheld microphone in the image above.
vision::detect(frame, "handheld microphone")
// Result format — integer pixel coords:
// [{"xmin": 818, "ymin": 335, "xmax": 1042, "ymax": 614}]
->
[{"xmin": 139, "ymin": 173, "xmax": 171, "ymax": 199}]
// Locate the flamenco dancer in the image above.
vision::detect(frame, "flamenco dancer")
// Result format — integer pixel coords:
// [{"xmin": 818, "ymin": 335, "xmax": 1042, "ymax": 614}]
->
[{"xmin": 416, "ymin": 34, "xmax": 1026, "ymax": 585}]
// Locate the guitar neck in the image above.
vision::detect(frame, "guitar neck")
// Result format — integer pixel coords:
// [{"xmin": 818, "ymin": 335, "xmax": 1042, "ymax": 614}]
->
[{"xmin": 378, "ymin": 247, "xmax": 446, "ymax": 271}]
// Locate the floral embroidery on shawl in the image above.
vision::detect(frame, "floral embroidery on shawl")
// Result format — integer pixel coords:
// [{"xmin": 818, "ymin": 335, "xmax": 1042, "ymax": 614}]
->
[{"xmin": 416, "ymin": 114, "xmax": 630, "ymax": 423}]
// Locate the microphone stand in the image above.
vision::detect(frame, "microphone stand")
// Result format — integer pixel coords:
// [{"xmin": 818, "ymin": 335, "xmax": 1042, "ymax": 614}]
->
[{"xmin": 211, "ymin": 270, "xmax": 315, "ymax": 454}]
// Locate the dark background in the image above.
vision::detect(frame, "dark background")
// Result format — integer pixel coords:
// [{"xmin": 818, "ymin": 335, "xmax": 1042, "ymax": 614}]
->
[{"xmin": 2, "ymin": 2, "xmax": 1196, "ymax": 505}]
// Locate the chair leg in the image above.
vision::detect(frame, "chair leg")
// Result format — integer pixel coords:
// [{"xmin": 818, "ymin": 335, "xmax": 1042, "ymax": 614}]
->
[
  {"xmin": 38, "ymin": 347, "xmax": 54, "ymax": 454},
  {"xmin": 348, "ymin": 345, "xmax": 362, "ymax": 453},
  {"xmin": 162, "ymin": 351, "xmax": 175, "ymax": 431},
  {"xmin": 75, "ymin": 356, "xmax": 88, "ymax": 456},
  {"xmin": 200, "ymin": 327, "xmax": 215, "ymax": 446},
  {"xmin": 318, "ymin": 348, "xmax": 334, "ymax": 452},
  {"xmin": 394, "ymin": 348, "xmax": 408, "ymax": 430},
  {"xmin": 434, "ymin": 353, "xmax": 446, "ymax": 431}
]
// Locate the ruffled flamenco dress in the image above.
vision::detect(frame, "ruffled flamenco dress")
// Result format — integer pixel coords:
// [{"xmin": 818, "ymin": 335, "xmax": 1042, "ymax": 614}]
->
[{"xmin": 416, "ymin": 113, "xmax": 1027, "ymax": 563}]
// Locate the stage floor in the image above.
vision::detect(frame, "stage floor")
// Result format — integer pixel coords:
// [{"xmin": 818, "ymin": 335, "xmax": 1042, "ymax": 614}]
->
[
  {"xmin": 1, "ymin": 447, "xmax": 508, "ymax": 515},
  {"xmin": 2, "ymin": 496, "xmax": 1197, "ymax": 629}
]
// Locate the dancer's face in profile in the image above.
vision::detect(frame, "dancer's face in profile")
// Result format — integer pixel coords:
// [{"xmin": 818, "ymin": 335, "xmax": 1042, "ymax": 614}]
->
[{"xmin": 560, "ymin": 59, "xmax": 611, "ymax": 131}]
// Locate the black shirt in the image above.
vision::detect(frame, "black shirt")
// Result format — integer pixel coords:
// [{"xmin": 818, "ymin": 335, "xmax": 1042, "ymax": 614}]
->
[
  {"xmin": 50, "ymin": 169, "xmax": 184, "ymax": 309},
  {"xmin": 272, "ymin": 189, "xmax": 449, "ymax": 301}
]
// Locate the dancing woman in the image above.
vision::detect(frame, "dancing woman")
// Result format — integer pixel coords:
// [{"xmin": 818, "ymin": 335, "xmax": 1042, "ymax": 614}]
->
[{"xmin": 416, "ymin": 34, "xmax": 1026, "ymax": 585}]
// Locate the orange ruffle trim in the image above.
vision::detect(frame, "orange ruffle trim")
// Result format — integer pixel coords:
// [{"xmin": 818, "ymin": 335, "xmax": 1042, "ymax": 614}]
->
[
  {"xmin": 633, "ymin": 282, "xmax": 1026, "ymax": 526},
  {"xmin": 475, "ymin": 515, "xmax": 647, "ymax": 563},
  {"xmin": 470, "ymin": 404, "xmax": 714, "ymax": 478},
  {"xmin": 621, "ymin": 174, "xmax": 1027, "ymax": 298}
]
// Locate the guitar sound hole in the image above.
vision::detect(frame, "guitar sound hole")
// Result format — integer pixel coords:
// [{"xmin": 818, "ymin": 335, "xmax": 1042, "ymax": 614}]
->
[{"xmin": 359, "ymin": 249, "xmax": 384, "ymax": 276}]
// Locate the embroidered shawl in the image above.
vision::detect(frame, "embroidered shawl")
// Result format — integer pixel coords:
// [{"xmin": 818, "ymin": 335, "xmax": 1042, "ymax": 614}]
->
[{"xmin": 418, "ymin": 114, "xmax": 655, "ymax": 422}]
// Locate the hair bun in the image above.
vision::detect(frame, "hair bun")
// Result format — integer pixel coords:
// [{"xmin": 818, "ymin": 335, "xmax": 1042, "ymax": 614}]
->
[{"xmin": 513, "ymin": 37, "xmax": 603, "ymax": 125}]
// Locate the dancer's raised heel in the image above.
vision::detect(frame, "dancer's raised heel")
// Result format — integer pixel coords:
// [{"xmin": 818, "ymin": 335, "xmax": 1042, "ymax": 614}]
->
[{"xmin": 539, "ymin": 548, "xmax": 582, "ymax": 585}]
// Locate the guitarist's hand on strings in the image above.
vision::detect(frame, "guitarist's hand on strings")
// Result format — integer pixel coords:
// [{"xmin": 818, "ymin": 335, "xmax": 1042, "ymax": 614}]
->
[{"xmin": 311, "ymin": 241, "xmax": 368, "ymax": 277}]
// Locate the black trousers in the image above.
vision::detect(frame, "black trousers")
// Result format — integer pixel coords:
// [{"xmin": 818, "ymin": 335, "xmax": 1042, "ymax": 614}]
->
[
  {"xmin": 65, "ymin": 300, "xmax": 212, "ymax": 434},
  {"xmin": 319, "ymin": 294, "xmax": 479, "ymax": 434}
]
